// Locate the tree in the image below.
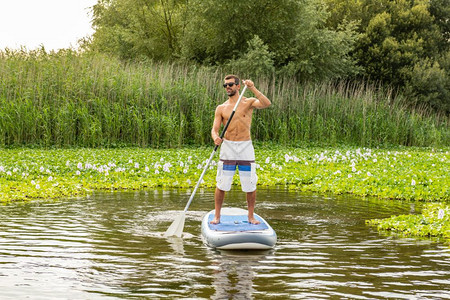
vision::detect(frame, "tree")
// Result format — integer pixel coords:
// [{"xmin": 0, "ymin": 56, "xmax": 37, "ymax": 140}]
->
[
  {"xmin": 181, "ymin": 0, "xmax": 360, "ymax": 81},
  {"xmin": 324, "ymin": 0, "xmax": 449, "ymax": 113},
  {"xmin": 89, "ymin": 0, "xmax": 188, "ymax": 60}
]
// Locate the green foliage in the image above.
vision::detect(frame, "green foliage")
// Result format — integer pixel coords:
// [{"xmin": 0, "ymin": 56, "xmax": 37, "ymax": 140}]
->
[
  {"xmin": 184, "ymin": 0, "xmax": 360, "ymax": 80},
  {"xmin": 367, "ymin": 202, "xmax": 450, "ymax": 243},
  {"xmin": 324, "ymin": 0, "xmax": 450, "ymax": 113},
  {"xmin": 88, "ymin": 0, "xmax": 360, "ymax": 81},
  {"xmin": 0, "ymin": 49, "xmax": 216, "ymax": 147},
  {"xmin": 87, "ymin": 0, "xmax": 449, "ymax": 111},
  {"xmin": 404, "ymin": 56, "xmax": 450, "ymax": 113},
  {"xmin": 225, "ymin": 36, "xmax": 275, "ymax": 79},
  {"xmin": 0, "ymin": 50, "xmax": 448, "ymax": 148},
  {"xmin": 0, "ymin": 146, "xmax": 448, "ymax": 202},
  {"xmin": 90, "ymin": 0, "xmax": 188, "ymax": 60}
]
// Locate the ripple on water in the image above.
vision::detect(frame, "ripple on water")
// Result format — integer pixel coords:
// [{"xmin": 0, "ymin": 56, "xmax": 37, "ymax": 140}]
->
[{"xmin": 0, "ymin": 190, "xmax": 449, "ymax": 299}]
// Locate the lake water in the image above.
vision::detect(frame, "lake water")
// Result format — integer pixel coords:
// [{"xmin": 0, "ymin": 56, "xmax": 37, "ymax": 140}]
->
[{"xmin": 0, "ymin": 188, "xmax": 449, "ymax": 299}]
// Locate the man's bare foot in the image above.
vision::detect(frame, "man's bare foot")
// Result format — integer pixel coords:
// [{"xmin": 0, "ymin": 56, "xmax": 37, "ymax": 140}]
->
[
  {"xmin": 210, "ymin": 217, "xmax": 220, "ymax": 224},
  {"xmin": 248, "ymin": 217, "xmax": 260, "ymax": 225}
]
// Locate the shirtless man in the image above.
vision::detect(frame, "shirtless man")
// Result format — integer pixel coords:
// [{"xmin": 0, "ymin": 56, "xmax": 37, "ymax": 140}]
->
[{"xmin": 210, "ymin": 75, "xmax": 271, "ymax": 224}]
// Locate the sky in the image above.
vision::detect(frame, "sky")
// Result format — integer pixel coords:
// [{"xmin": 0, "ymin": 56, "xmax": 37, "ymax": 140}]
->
[{"xmin": 0, "ymin": 0, "xmax": 97, "ymax": 51}]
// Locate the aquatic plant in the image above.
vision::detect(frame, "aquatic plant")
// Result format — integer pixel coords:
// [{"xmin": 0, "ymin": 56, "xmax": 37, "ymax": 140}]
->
[
  {"xmin": 367, "ymin": 203, "xmax": 450, "ymax": 243},
  {"xmin": 0, "ymin": 146, "xmax": 448, "ymax": 201}
]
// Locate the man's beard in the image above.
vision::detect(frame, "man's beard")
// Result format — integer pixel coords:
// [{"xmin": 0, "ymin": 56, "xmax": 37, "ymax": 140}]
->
[{"xmin": 227, "ymin": 89, "xmax": 237, "ymax": 96}]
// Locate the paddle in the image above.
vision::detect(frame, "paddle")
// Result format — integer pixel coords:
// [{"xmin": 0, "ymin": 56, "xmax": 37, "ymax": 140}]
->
[{"xmin": 164, "ymin": 83, "xmax": 248, "ymax": 237}]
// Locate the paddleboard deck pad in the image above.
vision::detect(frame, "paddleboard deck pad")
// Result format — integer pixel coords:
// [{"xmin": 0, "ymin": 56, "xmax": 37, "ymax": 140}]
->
[{"xmin": 201, "ymin": 207, "xmax": 277, "ymax": 250}]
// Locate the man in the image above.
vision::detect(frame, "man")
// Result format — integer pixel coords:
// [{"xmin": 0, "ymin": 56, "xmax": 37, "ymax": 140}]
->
[{"xmin": 210, "ymin": 75, "xmax": 271, "ymax": 224}]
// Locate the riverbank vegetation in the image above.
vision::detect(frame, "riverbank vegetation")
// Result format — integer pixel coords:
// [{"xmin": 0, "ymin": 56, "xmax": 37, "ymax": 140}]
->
[
  {"xmin": 1, "ymin": 50, "xmax": 448, "ymax": 148},
  {"xmin": 0, "ymin": 146, "xmax": 448, "ymax": 242}
]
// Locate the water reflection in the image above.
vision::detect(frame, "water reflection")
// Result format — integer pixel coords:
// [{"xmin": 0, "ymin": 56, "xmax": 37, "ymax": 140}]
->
[
  {"xmin": 166, "ymin": 236, "xmax": 185, "ymax": 256},
  {"xmin": 211, "ymin": 250, "xmax": 271, "ymax": 300}
]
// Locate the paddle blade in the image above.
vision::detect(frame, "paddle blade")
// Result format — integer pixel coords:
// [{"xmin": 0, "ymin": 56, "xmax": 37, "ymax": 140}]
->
[{"xmin": 164, "ymin": 213, "xmax": 186, "ymax": 238}]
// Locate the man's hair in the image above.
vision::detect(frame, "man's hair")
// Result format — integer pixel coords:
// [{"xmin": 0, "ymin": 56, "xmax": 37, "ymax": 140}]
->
[{"xmin": 224, "ymin": 75, "xmax": 240, "ymax": 85}]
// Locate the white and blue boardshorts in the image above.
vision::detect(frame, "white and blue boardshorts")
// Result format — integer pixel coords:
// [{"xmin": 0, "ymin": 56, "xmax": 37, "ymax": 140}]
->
[{"xmin": 216, "ymin": 140, "xmax": 258, "ymax": 192}]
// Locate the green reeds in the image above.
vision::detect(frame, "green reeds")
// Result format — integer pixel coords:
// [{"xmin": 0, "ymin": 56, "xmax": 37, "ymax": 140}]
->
[{"xmin": 0, "ymin": 49, "xmax": 448, "ymax": 148}]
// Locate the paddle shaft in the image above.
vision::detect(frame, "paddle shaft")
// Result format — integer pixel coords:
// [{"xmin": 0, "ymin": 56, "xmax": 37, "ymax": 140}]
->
[{"xmin": 182, "ymin": 84, "xmax": 248, "ymax": 212}]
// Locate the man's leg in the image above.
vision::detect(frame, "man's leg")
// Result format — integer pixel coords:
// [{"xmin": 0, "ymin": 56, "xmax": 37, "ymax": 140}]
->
[
  {"xmin": 246, "ymin": 190, "xmax": 260, "ymax": 224},
  {"xmin": 211, "ymin": 188, "xmax": 225, "ymax": 224}
]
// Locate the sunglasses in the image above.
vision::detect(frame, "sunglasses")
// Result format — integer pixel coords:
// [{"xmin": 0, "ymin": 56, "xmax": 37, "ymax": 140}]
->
[{"xmin": 223, "ymin": 82, "xmax": 238, "ymax": 88}]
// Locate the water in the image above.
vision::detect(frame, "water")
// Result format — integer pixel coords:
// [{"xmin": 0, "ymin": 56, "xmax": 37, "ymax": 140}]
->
[{"xmin": 0, "ymin": 188, "xmax": 449, "ymax": 299}]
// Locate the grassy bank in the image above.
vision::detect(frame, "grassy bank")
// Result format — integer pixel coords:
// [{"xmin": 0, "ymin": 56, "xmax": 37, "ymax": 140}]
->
[
  {"xmin": 1, "ymin": 49, "xmax": 448, "ymax": 148},
  {"xmin": 0, "ymin": 146, "xmax": 448, "ymax": 242}
]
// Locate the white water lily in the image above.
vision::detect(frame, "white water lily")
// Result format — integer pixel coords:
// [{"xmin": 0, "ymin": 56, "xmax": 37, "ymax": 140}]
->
[{"xmin": 163, "ymin": 163, "xmax": 171, "ymax": 172}]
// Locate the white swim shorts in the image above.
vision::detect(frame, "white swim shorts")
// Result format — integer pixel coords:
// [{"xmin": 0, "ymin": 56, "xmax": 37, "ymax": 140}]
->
[{"xmin": 216, "ymin": 140, "xmax": 258, "ymax": 192}]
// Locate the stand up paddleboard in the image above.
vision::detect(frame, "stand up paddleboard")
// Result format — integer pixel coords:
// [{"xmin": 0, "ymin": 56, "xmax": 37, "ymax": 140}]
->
[{"xmin": 201, "ymin": 207, "xmax": 277, "ymax": 250}]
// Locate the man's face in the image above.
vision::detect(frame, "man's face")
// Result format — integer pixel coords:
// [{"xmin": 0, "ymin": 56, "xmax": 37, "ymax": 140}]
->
[{"xmin": 223, "ymin": 79, "xmax": 239, "ymax": 97}]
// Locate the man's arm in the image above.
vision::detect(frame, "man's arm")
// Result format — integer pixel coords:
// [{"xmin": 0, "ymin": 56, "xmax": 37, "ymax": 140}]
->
[
  {"xmin": 211, "ymin": 105, "xmax": 223, "ymax": 145},
  {"xmin": 243, "ymin": 80, "xmax": 271, "ymax": 109}
]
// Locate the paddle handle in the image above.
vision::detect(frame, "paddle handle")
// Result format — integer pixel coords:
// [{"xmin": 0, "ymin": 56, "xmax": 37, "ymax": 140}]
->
[{"xmin": 183, "ymin": 84, "xmax": 247, "ymax": 212}]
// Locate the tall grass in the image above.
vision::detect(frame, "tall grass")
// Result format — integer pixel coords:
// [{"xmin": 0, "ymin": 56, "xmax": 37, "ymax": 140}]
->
[{"xmin": 0, "ymin": 48, "xmax": 448, "ymax": 148}]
